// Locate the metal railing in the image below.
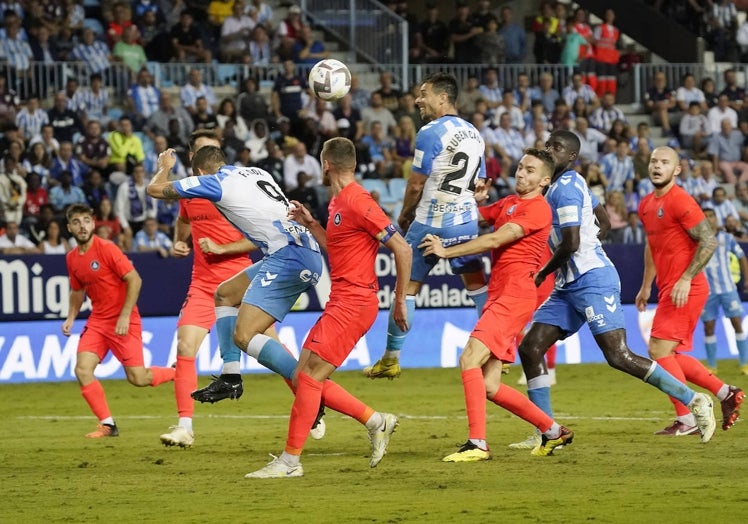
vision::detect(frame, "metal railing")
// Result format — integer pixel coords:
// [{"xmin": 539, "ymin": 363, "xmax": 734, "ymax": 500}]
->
[{"xmin": 633, "ymin": 63, "xmax": 748, "ymax": 106}]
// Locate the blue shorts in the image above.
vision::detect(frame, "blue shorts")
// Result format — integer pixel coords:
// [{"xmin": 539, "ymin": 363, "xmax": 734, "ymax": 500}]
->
[
  {"xmin": 532, "ymin": 266, "xmax": 625, "ymax": 338},
  {"xmin": 701, "ymin": 289, "xmax": 744, "ymax": 322},
  {"xmin": 405, "ymin": 220, "xmax": 483, "ymax": 282},
  {"xmin": 243, "ymin": 245, "xmax": 322, "ymax": 321}
]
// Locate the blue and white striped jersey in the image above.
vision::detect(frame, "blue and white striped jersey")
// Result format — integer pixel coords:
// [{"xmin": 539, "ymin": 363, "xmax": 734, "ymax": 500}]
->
[
  {"xmin": 173, "ymin": 165, "xmax": 319, "ymax": 255},
  {"xmin": 70, "ymin": 42, "xmax": 111, "ymax": 74},
  {"xmin": 599, "ymin": 152, "xmax": 634, "ymax": 193},
  {"xmin": 705, "ymin": 230, "xmax": 744, "ymax": 295},
  {"xmin": 546, "ymin": 169, "xmax": 614, "ymax": 286},
  {"xmin": 412, "ymin": 115, "xmax": 486, "ymax": 228},
  {"xmin": 16, "ymin": 108, "xmax": 49, "ymax": 138}
]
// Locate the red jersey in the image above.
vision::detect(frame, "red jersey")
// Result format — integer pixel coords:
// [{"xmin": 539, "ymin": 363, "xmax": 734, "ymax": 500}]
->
[
  {"xmin": 24, "ymin": 187, "xmax": 48, "ymax": 217},
  {"xmin": 572, "ymin": 22, "xmax": 593, "ymax": 59},
  {"xmin": 179, "ymin": 199, "xmax": 252, "ymax": 288},
  {"xmin": 593, "ymin": 24, "xmax": 620, "ymax": 64},
  {"xmin": 639, "ymin": 184, "xmax": 708, "ymax": 291},
  {"xmin": 66, "ymin": 235, "xmax": 140, "ymax": 323},
  {"xmin": 326, "ymin": 183, "xmax": 392, "ymax": 297},
  {"xmin": 479, "ymin": 194, "xmax": 551, "ymax": 297}
]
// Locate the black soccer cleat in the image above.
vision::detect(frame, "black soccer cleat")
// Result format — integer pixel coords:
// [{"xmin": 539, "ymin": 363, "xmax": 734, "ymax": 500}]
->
[{"xmin": 191, "ymin": 375, "xmax": 244, "ymax": 403}]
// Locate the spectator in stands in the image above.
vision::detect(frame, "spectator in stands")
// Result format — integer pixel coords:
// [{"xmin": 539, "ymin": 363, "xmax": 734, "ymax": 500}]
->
[
  {"xmin": 282, "ymin": 141, "xmax": 321, "ymax": 192},
  {"xmin": 392, "ymin": 115, "xmax": 416, "ymax": 179},
  {"xmin": 94, "ymin": 197, "xmax": 126, "ymax": 248},
  {"xmin": 498, "ymin": 5, "xmax": 526, "ymax": 64},
  {"xmin": 139, "ymin": 9, "xmax": 170, "ymax": 62},
  {"xmin": 256, "ymin": 139, "xmax": 284, "ymax": 188},
  {"xmin": 126, "ymin": 68, "xmax": 161, "ymax": 130},
  {"xmin": 219, "ymin": 0, "xmax": 254, "ymax": 63},
  {"xmin": 604, "ymin": 190, "xmax": 628, "ymax": 243},
  {"xmin": 0, "ymin": 10, "xmax": 33, "ymax": 97},
  {"xmin": 706, "ymin": 0, "xmax": 737, "ymax": 61},
  {"xmin": 133, "ymin": 216, "xmax": 172, "ymax": 256},
  {"xmin": 478, "ymin": 67, "xmax": 503, "ymax": 119},
  {"xmin": 145, "ymin": 135, "xmax": 187, "ymax": 180},
  {"xmin": 692, "ymin": 160, "xmax": 720, "ymax": 203},
  {"xmin": 393, "ymin": 91, "xmax": 423, "ymax": 132},
  {"xmin": 272, "ymin": 59, "xmax": 308, "ymax": 123},
  {"xmin": 709, "ymin": 118, "xmax": 748, "ymax": 183},
  {"xmin": 412, "ymin": 1, "xmax": 449, "ymax": 64},
  {"xmin": 524, "ymin": 118, "xmax": 550, "ymax": 149},
  {"xmin": 600, "ymin": 139, "xmax": 634, "ymax": 194},
  {"xmin": 292, "ymin": 24, "xmax": 328, "ymax": 66},
  {"xmin": 361, "ymin": 92, "xmax": 397, "ymax": 135},
  {"xmin": 701, "ymin": 77, "xmax": 719, "ymax": 108},
  {"xmin": 144, "ymin": 91, "xmax": 193, "ymax": 146},
  {"xmin": 0, "ymin": 220, "xmax": 36, "ymax": 254},
  {"xmin": 676, "ymin": 73, "xmax": 707, "ymax": 114},
  {"xmin": 622, "ymin": 211, "xmax": 646, "ymax": 244},
  {"xmin": 456, "ymin": 74, "xmax": 481, "ymax": 120},
  {"xmin": 307, "ymin": 98, "xmax": 337, "ymax": 141},
  {"xmin": 113, "ymin": 25, "xmax": 147, "ymax": 79},
  {"xmin": 22, "ymin": 171, "xmax": 48, "ymax": 226},
  {"xmin": 708, "ymin": 185, "xmax": 740, "ymax": 227},
  {"xmin": 680, "ymin": 101, "xmax": 712, "ymax": 156},
  {"xmin": 81, "ymin": 169, "xmax": 111, "ymax": 211},
  {"xmin": 644, "ymin": 71, "xmax": 677, "ymax": 137},
  {"xmin": 49, "ymin": 170, "xmax": 87, "ymax": 212},
  {"xmin": 74, "ymin": 74, "xmax": 110, "ymax": 128},
  {"xmin": 15, "ymin": 94, "xmax": 48, "ymax": 142},
  {"xmin": 563, "ymin": 73, "xmax": 598, "ymax": 109},
  {"xmin": 549, "ymin": 99, "xmax": 573, "ymax": 131},
  {"xmin": 720, "ymin": 69, "xmax": 744, "ymax": 112},
  {"xmin": 592, "ymin": 8, "xmax": 620, "ymax": 97},
  {"xmin": 360, "ymin": 120, "xmax": 394, "ymax": 179},
  {"xmin": 569, "ymin": 7, "xmax": 595, "ymax": 89},
  {"xmin": 237, "ymin": 77, "xmax": 271, "ymax": 124},
  {"xmin": 107, "ymin": 1, "xmax": 133, "ymax": 49},
  {"xmin": 707, "ymin": 94, "xmax": 738, "ymax": 134},
  {"xmin": 170, "ymin": 8, "xmax": 212, "ymax": 63},
  {"xmin": 0, "ymin": 158, "xmax": 26, "ymax": 223},
  {"xmin": 160, "ymin": 0, "xmax": 185, "ymax": 28},
  {"xmin": 50, "ymin": 141, "xmax": 87, "ymax": 187},
  {"xmin": 475, "ymin": 15, "xmax": 505, "ymax": 65},
  {"xmin": 533, "ymin": 10, "xmax": 563, "ymax": 64},
  {"xmin": 632, "ymin": 137, "xmax": 652, "ymax": 184},
  {"xmin": 133, "ymin": 0, "xmax": 161, "ymax": 22},
  {"xmin": 493, "ymin": 90, "xmax": 524, "ymax": 131},
  {"xmin": 333, "ymin": 94, "xmax": 363, "ymax": 143},
  {"xmin": 71, "ymin": 27, "xmax": 113, "ymax": 79},
  {"xmin": 22, "ymin": 142, "xmax": 51, "ymax": 188},
  {"xmin": 733, "ymin": 181, "xmax": 748, "ymax": 231},
  {"xmin": 276, "ymin": 4, "xmax": 305, "ymax": 61},
  {"xmin": 244, "ymin": 118, "xmax": 270, "ymax": 163},
  {"xmin": 348, "ymin": 74, "xmax": 371, "ymax": 113},
  {"xmin": 0, "ymin": 77, "xmax": 20, "ymax": 129},
  {"xmin": 534, "ymin": 72, "xmax": 560, "ymax": 116},
  {"xmin": 29, "ymin": 26, "xmax": 60, "ymax": 79},
  {"xmin": 114, "ymin": 163, "xmax": 156, "ymax": 241},
  {"xmin": 76, "ymin": 120, "xmax": 112, "ymax": 176},
  {"xmin": 589, "ymin": 92, "xmax": 626, "ymax": 133},
  {"xmin": 248, "ymin": 0, "xmax": 273, "ymax": 32},
  {"xmin": 492, "ymin": 111, "xmax": 524, "ymax": 176},
  {"xmin": 217, "ymin": 98, "xmax": 249, "ymax": 140},
  {"xmin": 191, "ymin": 96, "xmax": 219, "ymax": 131},
  {"xmin": 512, "ymin": 72, "xmax": 536, "ymax": 115},
  {"xmin": 724, "ymin": 213, "xmax": 748, "ymax": 240},
  {"xmin": 108, "ymin": 116, "xmax": 145, "ymax": 175},
  {"xmin": 36, "ymin": 219, "xmax": 71, "ymax": 254},
  {"xmin": 47, "ymin": 91, "xmax": 83, "ymax": 143},
  {"xmin": 449, "ymin": 0, "xmax": 482, "ymax": 64},
  {"xmin": 374, "ymin": 71, "xmax": 402, "ymax": 114},
  {"xmin": 272, "ymin": 115, "xmax": 299, "ymax": 154},
  {"xmin": 156, "ymin": 197, "xmax": 179, "ymax": 236},
  {"xmin": 247, "ymin": 22, "xmax": 273, "ymax": 65},
  {"xmin": 181, "ymin": 68, "xmax": 217, "ymax": 116}
]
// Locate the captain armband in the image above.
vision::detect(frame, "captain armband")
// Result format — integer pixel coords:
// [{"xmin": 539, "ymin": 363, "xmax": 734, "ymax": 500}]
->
[{"xmin": 377, "ymin": 224, "xmax": 398, "ymax": 244}]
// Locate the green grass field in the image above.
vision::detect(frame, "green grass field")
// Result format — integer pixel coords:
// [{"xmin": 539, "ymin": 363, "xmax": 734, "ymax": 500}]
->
[{"xmin": 2, "ymin": 363, "xmax": 747, "ymax": 523}]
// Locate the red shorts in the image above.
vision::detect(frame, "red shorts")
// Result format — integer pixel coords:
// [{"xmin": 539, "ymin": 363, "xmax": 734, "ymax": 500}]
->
[
  {"xmin": 78, "ymin": 320, "xmax": 144, "ymax": 368},
  {"xmin": 304, "ymin": 295, "xmax": 379, "ymax": 367},
  {"xmin": 650, "ymin": 282, "xmax": 709, "ymax": 352},
  {"xmin": 471, "ymin": 293, "xmax": 536, "ymax": 363},
  {"xmin": 177, "ymin": 283, "xmax": 216, "ymax": 329},
  {"xmin": 536, "ymin": 273, "xmax": 554, "ymax": 307}
]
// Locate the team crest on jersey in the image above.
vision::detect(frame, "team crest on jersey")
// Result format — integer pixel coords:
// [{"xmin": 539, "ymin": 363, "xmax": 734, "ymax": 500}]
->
[
  {"xmin": 333, "ymin": 212, "xmax": 342, "ymax": 226},
  {"xmin": 507, "ymin": 204, "xmax": 516, "ymax": 215},
  {"xmin": 657, "ymin": 207, "xmax": 664, "ymax": 218},
  {"xmin": 90, "ymin": 260, "xmax": 100, "ymax": 270}
]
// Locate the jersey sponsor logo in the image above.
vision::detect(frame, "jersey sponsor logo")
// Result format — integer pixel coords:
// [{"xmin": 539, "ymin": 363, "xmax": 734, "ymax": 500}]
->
[
  {"xmin": 179, "ymin": 176, "xmax": 200, "ymax": 190},
  {"xmin": 657, "ymin": 206, "xmax": 664, "ymax": 218},
  {"xmin": 260, "ymin": 271, "xmax": 278, "ymax": 287},
  {"xmin": 90, "ymin": 261, "xmax": 100, "ymax": 271},
  {"xmin": 557, "ymin": 205, "xmax": 579, "ymax": 225},
  {"xmin": 413, "ymin": 149, "xmax": 424, "ymax": 169},
  {"xmin": 507, "ymin": 204, "xmax": 516, "ymax": 216},
  {"xmin": 584, "ymin": 305, "xmax": 606, "ymax": 327},
  {"xmin": 333, "ymin": 212, "xmax": 342, "ymax": 226},
  {"xmin": 604, "ymin": 294, "xmax": 617, "ymax": 313},
  {"xmin": 299, "ymin": 269, "xmax": 319, "ymax": 284}
]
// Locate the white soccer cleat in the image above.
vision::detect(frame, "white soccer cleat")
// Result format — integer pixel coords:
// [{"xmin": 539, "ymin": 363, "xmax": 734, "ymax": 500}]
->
[
  {"xmin": 245, "ymin": 454, "xmax": 304, "ymax": 479},
  {"xmin": 310, "ymin": 417, "xmax": 326, "ymax": 440},
  {"xmin": 159, "ymin": 426, "xmax": 194, "ymax": 448},
  {"xmin": 507, "ymin": 432, "xmax": 541, "ymax": 450},
  {"xmin": 688, "ymin": 392, "xmax": 716, "ymax": 443},
  {"xmin": 368, "ymin": 413, "xmax": 399, "ymax": 468}
]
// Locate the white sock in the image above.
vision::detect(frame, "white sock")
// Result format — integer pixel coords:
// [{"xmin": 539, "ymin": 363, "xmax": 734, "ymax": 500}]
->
[
  {"xmin": 280, "ymin": 451, "xmax": 300, "ymax": 467},
  {"xmin": 100, "ymin": 417, "xmax": 114, "ymax": 426},
  {"xmin": 383, "ymin": 350, "xmax": 399, "ymax": 360},
  {"xmin": 222, "ymin": 361, "xmax": 241, "ymax": 374},
  {"xmin": 178, "ymin": 417, "xmax": 193, "ymax": 432},
  {"xmin": 716, "ymin": 384, "xmax": 730, "ymax": 401},
  {"xmin": 469, "ymin": 438, "xmax": 488, "ymax": 450},
  {"xmin": 365, "ymin": 411, "xmax": 384, "ymax": 431},
  {"xmin": 677, "ymin": 413, "xmax": 696, "ymax": 426},
  {"xmin": 543, "ymin": 422, "xmax": 561, "ymax": 439}
]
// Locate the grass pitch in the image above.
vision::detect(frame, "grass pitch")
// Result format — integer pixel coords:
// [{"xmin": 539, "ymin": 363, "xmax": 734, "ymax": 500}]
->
[{"xmin": 2, "ymin": 364, "xmax": 747, "ymax": 523}]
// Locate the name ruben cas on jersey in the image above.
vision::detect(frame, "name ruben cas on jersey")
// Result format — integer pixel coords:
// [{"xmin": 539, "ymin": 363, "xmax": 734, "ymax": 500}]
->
[
  {"xmin": 174, "ymin": 165, "xmax": 319, "ymax": 255},
  {"xmin": 412, "ymin": 115, "xmax": 486, "ymax": 228}
]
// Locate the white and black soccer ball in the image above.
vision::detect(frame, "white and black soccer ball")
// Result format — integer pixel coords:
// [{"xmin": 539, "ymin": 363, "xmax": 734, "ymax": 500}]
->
[{"xmin": 308, "ymin": 59, "xmax": 351, "ymax": 101}]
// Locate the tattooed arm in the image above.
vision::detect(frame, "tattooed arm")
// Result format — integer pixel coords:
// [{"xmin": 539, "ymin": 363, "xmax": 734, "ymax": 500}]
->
[
  {"xmin": 670, "ymin": 218, "xmax": 717, "ymax": 308},
  {"xmin": 147, "ymin": 148, "xmax": 185, "ymax": 200}
]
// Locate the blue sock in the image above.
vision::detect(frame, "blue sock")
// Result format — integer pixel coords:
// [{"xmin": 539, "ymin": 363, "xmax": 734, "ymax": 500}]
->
[
  {"xmin": 527, "ymin": 386, "xmax": 553, "ymax": 418},
  {"xmin": 644, "ymin": 363, "xmax": 695, "ymax": 406},
  {"xmin": 385, "ymin": 296, "xmax": 416, "ymax": 353},
  {"xmin": 736, "ymin": 333, "xmax": 748, "ymax": 365},
  {"xmin": 215, "ymin": 307, "xmax": 241, "ymax": 365},
  {"xmin": 704, "ymin": 335, "xmax": 717, "ymax": 368},
  {"xmin": 467, "ymin": 286, "xmax": 488, "ymax": 316},
  {"xmin": 251, "ymin": 335, "xmax": 298, "ymax": 380}
]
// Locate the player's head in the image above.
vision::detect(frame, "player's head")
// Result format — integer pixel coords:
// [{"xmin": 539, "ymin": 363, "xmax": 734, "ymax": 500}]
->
[
  {"xmin": 702, "ymin": 207, "xmax": 718, "ymax": 231},
  {"xmin": 417, "ymin": 72, "xmax": 458, "ymax": 121},
  {"xmin": 66, "ymin": 204, "xmax": 95, "ymax": 245},
  {"xmin": 545, "ymin": 130, "xmax": 580, "ymax": 176},
  {"xmin": 648, "ymin": 146, "xmax": 681, "ymax": 189},
  {"xmin": 189, "ymin": 129, "xmax": 222, "ymax": 161},
  {"xmin": 320, "ymin": 137, "xmax": 357, "ymax": 187},
  {"xmin": 191, "ymin": 145, "xmax": 226, "ymax": 176},
  {"xmin": 516, "ymin": 148, "xmax": 554, "ymax": 197}
]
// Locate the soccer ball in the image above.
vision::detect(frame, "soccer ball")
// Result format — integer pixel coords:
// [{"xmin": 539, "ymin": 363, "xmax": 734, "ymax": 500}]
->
[{"xmin": 308, "ymin": 59, "xmax": 351, "ymax": 101}]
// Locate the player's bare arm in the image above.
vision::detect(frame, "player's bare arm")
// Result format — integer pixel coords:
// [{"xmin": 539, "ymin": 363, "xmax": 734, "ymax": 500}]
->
[
  {"xmin": 398, "ymin": 172, "xmax": 427, "ymax": 232},
  {"xmin": 198, "ymin": 237, "xmax": 257, "ymax": 255},
  {"xmin": 62, "ymin": 289, "xmax": 86, "ymax": 336},
  {"xmin": 116, "ymin": 270, "xmax": 142, "ymax": 336},
  {"xmin": 147, "ymin": 148, "xmax": 185, "ymax": 200},
  {"xmin": 683, "ymin": 218, "xmax": 718, "ymax": 279},
  {"xmin": 473, "ymin": 178, "xmax": 492, "ymax": 205},
  {"xmin": 288, "ymin": 199, "xmax": 328, "ymax": 251},
  {"xmin": 593, "ymin": 203, "xmax": 611, "ymax": 240},
  {"xmin": 535, "ymin": 225, "xmax": 580, "ymax": 286},
  {"xmin": 384, "ymin": 232, "xmax": 412, "ymax": 332},
  {"xmin": 739, "ymin": 255, "xmax": 748, "ymax": 294},
  {"xmin": 171, "ymin": 216, "xmax": 192, "ymax": 258},
  {"xmin": 419, "ymin": 222, "xmax": 525, "ymax": 259},
  {"xmin": 636, "ymin": 242, "xmax": 656, "ymax": 311}
]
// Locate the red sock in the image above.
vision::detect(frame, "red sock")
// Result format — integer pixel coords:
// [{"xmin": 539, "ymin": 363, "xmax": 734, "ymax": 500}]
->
[
  {"xmin": 175, "ymin": 356, "xmax": 196, "ymax": 418},
  {"xmin": 150, "ymin": 366, "xmax": 175, "ymax": 387},
  {"xmin": 674, "ymin": 353, "xmax": 724, "ymax": 395},
  {"xmin": 80, "ymin": 380, "xmax": 111, "ymax": 421},
  {"xmin": 490, "ymin": 383, "xmax": 553, "ymax": 432},
  {"xmin": 462, "ymin": 368, "xmax": 487, "ymax": 441},
  {"xmin": 655, "ymin": 356, "xmax": 691, "ymax": 416},
  {"xmin": 285, "ymin": 372, "xmax": 323, "ymax": 455},
  {"xmin": 322, "ymin": 379, "xmax": 372, "ymax": 424},
  {"xmin": 546, "ymin": 344, "xmax": 557, "ymax": 369}
]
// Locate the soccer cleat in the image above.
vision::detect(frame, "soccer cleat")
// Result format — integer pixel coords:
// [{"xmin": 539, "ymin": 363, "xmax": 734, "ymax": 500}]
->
[
  {"xmin": 363, "ymin": 358, "xmax": 401, "ymax": 380},
  {"xmin": 517, "ymin": 372, "xmax": 527, "ymax": 386},
  {"xmin": 740, "ymin": 364, "xmax": 748, "ymax": 376},
  {"xmin": 160, "ymin": 426, "xmax": 194, "ymax": 448},
  {"xmin": 190, "ymin": 375, "xmax": 243, "ymax": 403},
  {"xmin": 442, "ymin": 441, "xmax": 491, "ymax": 462},
  {"xmin": 688, "ymin": 392, "xmax": 716, "ymax": 443},
  {"xmin": 501, "ymin": 363, "xmax": 511, "ymax": 375},
  {"xmin": 531, "ymin": 426, "xmax": 573, "ymax": 456},
  {"xmin": 507, "ymin": 432, "xmax": 542, "ymax": 450},
  {"xmin": 85, "ymin": 423, "xmax": 118, "ymax": 438},
  {"xmin": 720, "ymin": 386, "xmax": 744, "ymax": 431},
  {"xmin": 653, "ymin": 421, "xmax": 700, "ymax": 436},
  {"xmin": 368, "ymin": 413, "xmax": 398, "ymax": 468},
  {"xmin": 244, "ymin": 454, "xmax": 303, "ymax": 479},
  {"xmin": 309, "ymin": 404, "xmax": 326, "ymax": 440}
]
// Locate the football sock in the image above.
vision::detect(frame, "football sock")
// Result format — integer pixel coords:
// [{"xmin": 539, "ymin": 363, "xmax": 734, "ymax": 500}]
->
[
  {"xmin": 526, "ymin": 374, "xmax": 553, "ymax": 418},
  {"xmin": 100, "ymin": 417, "xmax": 115, "ymax": 426},
  {"xmin": 673, "ymin": 353, "xmax": 723, "ymax": 396},
  {"xmin": 466, "ymin": 286, "xmax": 488, "ymax": 316},
  {"xmin": 178, "ymin": 417, "xmax": 193, "ymax": 432},
  {"xmin": 81, "ymin": 380, "xmax": 111, "ymax": 422},
  {"xmin": 280, "ymin": 451, "xmax": 300, "ymax": 467},
  {"xmin": 650, "ymin": 358, "xmax": 693, "ymax": 416},
  {"xmin": 175, "ymin": 356, "xmax": 196, "ymax": 418},
  {"xmin": 220, "ymin": 372, "xmax": 242, "ymax": 383},
  {"xmin": 321, "ymin": 379, "xmax": 371, "ymax": 423},
  {"xmin": 462, "ymin": 368, "xmax": 487, "ymax": 441},
  {"xmin": 249, "ymin": 334, "xmax": 298, "ymax": 380},
  {"xmin": 149, "ymin": 366, "xmax": 175, "ymax": 386},
  {"xmin": 736, "ymin": 332, "xmax": 748, "ymax": 365},
  {"xmin": 491, "ymin": 383, "xmax": 553, "ymax": 433},
  {"xmin": 285, "ymin": 372, "xmax": 323, "ymax": 455},
  {"xmin": 543, "ymin": 422, "xmax": 562, "ymax": 440},
  {"xmin": 704, "ymin": 335, "xmax": 718, "ymax": 368},
  {"xmin": 215, "ymin": 306, "xmax": 242, "ymax": 366},
  {"xmin": 384, "ymin": 295, "xmax": 416, "ymax": 356},
  {"xmin": 364, "ymin": 411, "xmax": 384, "ymax": 431}
]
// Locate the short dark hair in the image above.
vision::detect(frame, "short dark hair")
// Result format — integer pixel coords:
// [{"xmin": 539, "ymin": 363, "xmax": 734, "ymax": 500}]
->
[
  {"xmin": 321, "ymin": 137, "xmax": 356, "ymax": 172},
  {"xmin": 523, "ymin": 147, "xmax": 555, "ymax": 178},
  {"xmin": 422, "ymin": 72, "xmax": 458, "ymax": 105},
  {"xmin": 550, "ymin": 129, "xmax": 581, "ymax": 154},
  {"xmin": 65, "ymin": 203, "xmax": 94, "ymax": 221},
  {"xmin": 191, "ymin": 145, "xmax": 226, "ymax": 174}
]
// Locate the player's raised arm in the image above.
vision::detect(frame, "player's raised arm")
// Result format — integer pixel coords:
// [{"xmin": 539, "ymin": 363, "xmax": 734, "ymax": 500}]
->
[
  {"xmin": 198, "ymin": 237, "xmax": 257, "ymax": 255},
  {"xmin": 147, "ymin": 148, "xmax": 183, "ymax": 200}
]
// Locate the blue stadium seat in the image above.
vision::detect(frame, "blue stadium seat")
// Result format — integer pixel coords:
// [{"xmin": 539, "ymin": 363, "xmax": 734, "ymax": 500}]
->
[
  {"xmin": 217, "ymin": 64, "xmax": 238, "ymax": 86},
  {"xmin": 83, "ymin": 18, "xmax": 104, "ymax": 36},
  {"xmin": 107, "ymin": 107, "xmax": 123, "ymax": 121},
  {"xmin": 361, "ymin": 179, "xmax": 390, "ymax": 202},
  {"xmin": 388, "ymin": 178, "xmax": 407, "ymax": 200}
]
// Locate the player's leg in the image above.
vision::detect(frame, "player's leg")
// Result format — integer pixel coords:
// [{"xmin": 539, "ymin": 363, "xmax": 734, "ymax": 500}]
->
[
  {"xmin": 701, "ymin": 293, "xmax": 720, "ymax": 372},
  {"xmin": 117, "ymin": 323, "xmax": 175, "ymax": 388},
  {"xmin": 75, "ymin": 340, "xmax": 118, "ymax": 438},
  {"xmin": 729, "ymin": 315, "xmax": 748, "ymax": 373}
]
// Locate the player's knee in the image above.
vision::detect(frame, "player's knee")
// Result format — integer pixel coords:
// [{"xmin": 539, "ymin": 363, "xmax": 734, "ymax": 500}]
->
[
  {"xmin": 125, "ymin": 369, "xmax": 151, "ymax": 387},
  {"xmin": 176, "ymin": 338, "xmax": 198, "ymax": 357},
  {"xmin": 74, "ymin": 364, "xmax": 94, "ymax": 383},
  {"xmin": 233, "ymin": 329, "xmax": 256, "ymax": 352}
]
